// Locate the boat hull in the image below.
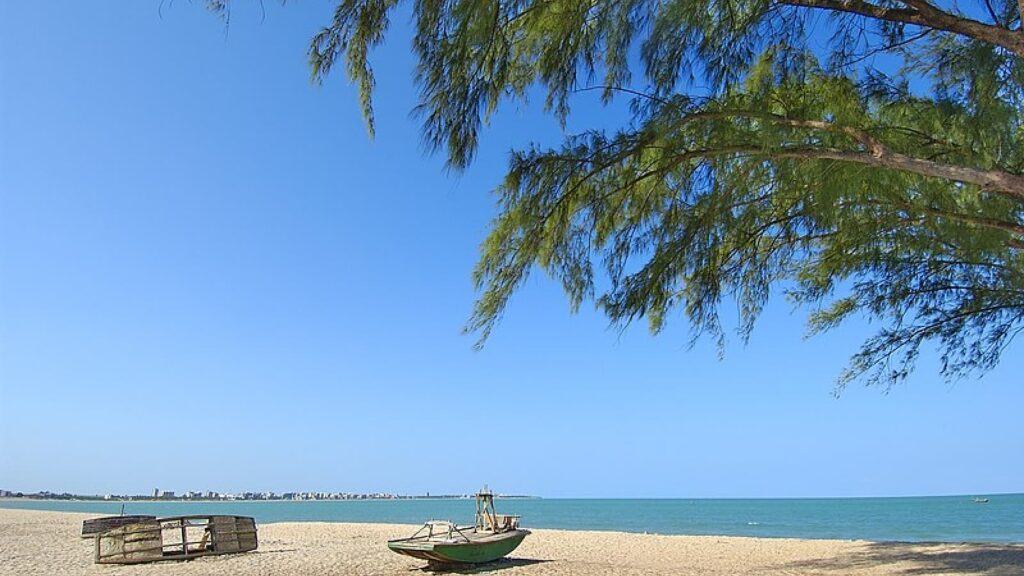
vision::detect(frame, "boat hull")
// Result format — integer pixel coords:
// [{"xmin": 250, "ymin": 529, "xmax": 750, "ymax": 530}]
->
[
  {"xmin": 94, "ymin": 515, "xmax": 257, "ymax": 565},
  {"xmin": 388, "ymin": 529, "xmax": 529, "ymax": 564}
]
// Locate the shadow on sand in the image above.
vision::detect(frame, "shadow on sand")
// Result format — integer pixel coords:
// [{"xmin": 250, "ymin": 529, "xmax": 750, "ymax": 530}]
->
[
  {"xmin": 782, "ymin": 542, "xmax": 1024, "ymax": 575},
  {"xmin": 252, "ymin": 548, "xmax": 300, "ymax": 555},
  {"xmin": 414, "ymin": 558, "xmax": 550, "ymax": 574}
]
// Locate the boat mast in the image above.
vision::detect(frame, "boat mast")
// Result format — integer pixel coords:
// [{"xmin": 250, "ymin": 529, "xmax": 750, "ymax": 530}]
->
[{"xmin": 475, "ymin": 485, "xmax": 497, "ymax": 532}]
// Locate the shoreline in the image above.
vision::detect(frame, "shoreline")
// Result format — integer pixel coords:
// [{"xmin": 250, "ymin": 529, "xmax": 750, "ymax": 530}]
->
[
  {"xmin": 2, "ymin": 498, "xmax": 1022, "ymax": 545},
  {"xmin": 4, "ymin": 491, "xmax": 1021, "ymax": 501},
  {"xmin": 3, "ymin": 508, "xmax": 1024, "ymax": 575}
]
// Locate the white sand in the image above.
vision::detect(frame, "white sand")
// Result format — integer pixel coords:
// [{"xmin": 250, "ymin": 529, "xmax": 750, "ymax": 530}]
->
[{"xmin": 1, "ymin": 508, "xmax": 1022, "ymax": 575}]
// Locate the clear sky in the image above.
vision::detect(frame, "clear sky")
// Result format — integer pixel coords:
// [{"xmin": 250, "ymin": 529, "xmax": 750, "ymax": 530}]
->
[{"xmin": 1, "ymin": 2, "xmax": 1021, "ymax": 499}]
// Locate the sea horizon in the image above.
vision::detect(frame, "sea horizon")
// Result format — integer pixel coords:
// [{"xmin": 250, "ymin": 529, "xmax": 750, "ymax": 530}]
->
[
  {"xmin": 3, "ymin": 490, "xmax": 1022, "ymax": 501},
  {"xmin": 4, "ymin": 493, "xmax": 1022, "ymax": 543}
]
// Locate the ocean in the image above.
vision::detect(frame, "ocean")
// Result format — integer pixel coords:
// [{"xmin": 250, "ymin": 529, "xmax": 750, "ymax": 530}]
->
[{"xmin": 3, "ymin": 494, "xmax": 1022, "ymax": 543}]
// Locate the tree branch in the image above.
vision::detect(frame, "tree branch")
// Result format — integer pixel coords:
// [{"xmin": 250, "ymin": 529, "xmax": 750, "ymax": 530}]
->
[
  {"xmin": 649, "ymin": 108, "xmax": 1024, "ymax": 201},
  {"xmin": 780, "ymin": 0, "xmax": 1024, "ymax": 57},
  {"xmin": 833, "ymin": 28, "xmax": 934, "ymax": 67},
  {"xmin": 660, "ymin": 108, "xmax": 887, "ymax": 155},
  {"xmin": 910, "ymin": 205, "xmax": 1024, "ymax": 238},
  {"xmin": 898, "ymin": 0, "xmax": 936, "ymax": 12},
  {"xmin": 671, "ymin": 145, "xmax": 1024, "ymax": 202},
  {"xmin": 877, "ymin": 201, "xmax": 1024, "ymax": 249}
]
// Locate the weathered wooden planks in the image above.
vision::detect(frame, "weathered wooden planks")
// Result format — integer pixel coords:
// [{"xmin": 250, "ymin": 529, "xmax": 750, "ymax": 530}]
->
[
  {"xmin": 210, "ymin": 515, "xmax": 258, "ymax": 553},
  {"xmin": 95, "ymin": 520, "xmax": 164, "ymax": 564},
  {"xmin": 93, "ymin": 515, "xmax": 258, "ymax": 565},
  {"xmin": 81, "ymin": 515, "xmax": 157, "ymax": 537}
]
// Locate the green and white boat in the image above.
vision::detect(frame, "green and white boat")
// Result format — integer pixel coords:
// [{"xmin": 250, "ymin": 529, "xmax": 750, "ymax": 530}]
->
[{"xmin": 387, "ymin": 487, "xmax": 530, "ymax": 566}]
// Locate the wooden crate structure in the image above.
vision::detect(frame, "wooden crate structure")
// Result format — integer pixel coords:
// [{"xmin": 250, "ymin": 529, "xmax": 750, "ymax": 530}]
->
[{"xmin": 94, "ymin": 515, "xmax": 257, "ymax": 564}]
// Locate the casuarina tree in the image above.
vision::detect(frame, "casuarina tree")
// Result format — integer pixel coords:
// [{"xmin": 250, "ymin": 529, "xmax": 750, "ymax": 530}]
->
[{"xmin": 216, "ymin": 0, "xmax": 1024, "ymax": 390}]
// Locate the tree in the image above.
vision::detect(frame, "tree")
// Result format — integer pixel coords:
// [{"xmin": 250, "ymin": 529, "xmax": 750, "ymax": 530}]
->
[{"xmin": 239, "ymin": 1, "xmax": 1024, "ymax": 389}]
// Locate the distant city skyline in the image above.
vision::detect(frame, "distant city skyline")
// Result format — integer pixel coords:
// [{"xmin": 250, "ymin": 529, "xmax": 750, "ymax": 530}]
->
[
  {"xmin": 1, "ymin": 2, "xmax": 1021, "ymax": 500},
  {"xmin": 0, "ymin": 483, "xmax": 528, "ymax": 498}
]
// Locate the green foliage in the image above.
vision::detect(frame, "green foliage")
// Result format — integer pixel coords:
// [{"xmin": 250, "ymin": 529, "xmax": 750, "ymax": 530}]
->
[{"xmin": 224, "ymin": 1, "xmax": 1024, "ymax": 390}]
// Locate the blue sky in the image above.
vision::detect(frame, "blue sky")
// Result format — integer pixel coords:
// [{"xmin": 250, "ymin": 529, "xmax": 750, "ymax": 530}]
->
[{"xmin": 1, "ymin": 2, "xmax": 1021, "ymax": 499}]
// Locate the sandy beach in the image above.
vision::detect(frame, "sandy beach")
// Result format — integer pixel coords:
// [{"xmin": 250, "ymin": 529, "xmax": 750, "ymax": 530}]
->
[{"xmin": 2, "ymin": 508, "xmax": 1022, "ymax": 575}]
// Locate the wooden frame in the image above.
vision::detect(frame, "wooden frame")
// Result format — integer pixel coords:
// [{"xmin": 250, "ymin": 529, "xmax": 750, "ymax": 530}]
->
[
  {"xmin": 94, "ymin": 515, "xmax": 257, "ymax": 565},
  {"xmin": 81, "ymin": 515, "xmax": 156, "ymax": 538}
]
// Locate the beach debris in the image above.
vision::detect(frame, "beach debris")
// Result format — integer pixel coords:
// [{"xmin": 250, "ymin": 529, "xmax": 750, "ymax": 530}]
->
[
  {"xmin": 93, "ymin": 515, "xmax": 257, "ymax": 564},
  {"xmin": 81, "ymin": 515, "xmax": 156, "ymax": 538}
]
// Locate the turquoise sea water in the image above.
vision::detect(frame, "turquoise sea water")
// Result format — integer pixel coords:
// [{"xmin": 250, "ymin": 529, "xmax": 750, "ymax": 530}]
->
[{"xmin": 3, "ymin": 494, "xmax": 1022, "ymax": 543}]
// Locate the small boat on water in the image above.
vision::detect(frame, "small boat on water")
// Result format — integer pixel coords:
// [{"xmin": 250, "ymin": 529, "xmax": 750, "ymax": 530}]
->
[
  {"xmin": 387, "ymin": 487, "xmax": 529, "ymax": 566},
  {"xmin": 94, "ymin": 515, "xmax": 257, "ymax": 564},
  {"xmin": 972, "ymin": 497, "xmax": 990, "ymax": 503}
]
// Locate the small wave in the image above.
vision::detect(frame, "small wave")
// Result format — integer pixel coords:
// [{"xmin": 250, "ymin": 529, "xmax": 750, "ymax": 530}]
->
[{"xmin": 747, "ymin": 521, "xmax": 761, "ymax": 525}]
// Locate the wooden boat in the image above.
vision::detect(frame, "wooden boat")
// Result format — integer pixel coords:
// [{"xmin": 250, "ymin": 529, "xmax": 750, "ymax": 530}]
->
[
  {"xmin": 94, "ymin": 515, "xmax": 257, "ymax": 564},
  {"xmin": 387, "ymin": 487, "xmax": 529, "ymax": 566},
  {"xmin": 82, "ymin": 515, "xmax": 156, "ymax": 538}
]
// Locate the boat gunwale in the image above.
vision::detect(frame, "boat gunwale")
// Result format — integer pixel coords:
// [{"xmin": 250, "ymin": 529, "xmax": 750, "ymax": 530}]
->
[
  {"xmin": 81, "ymin": 515, "xmax": 158, "ymax": 538},
  {"xmin": 388, "ymin": 528, "xmax": 531, "ymax": 545},
  {"xmin": 388, "ymin": 529, "xmax": 530, "ymax": 556}
]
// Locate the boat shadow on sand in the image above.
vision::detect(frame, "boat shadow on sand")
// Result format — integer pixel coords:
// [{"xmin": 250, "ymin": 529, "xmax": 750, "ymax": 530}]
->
[
  {"xmin": 413, "ymin": 558, "xmax": 550, "ymax": 574},
  {"xmin": 780, "ymin": 542, "xmax": 1024, "ymax": 575}
]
